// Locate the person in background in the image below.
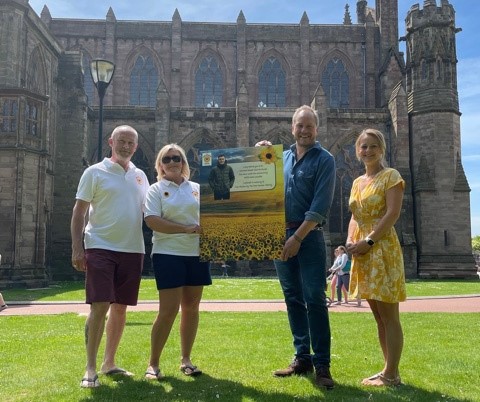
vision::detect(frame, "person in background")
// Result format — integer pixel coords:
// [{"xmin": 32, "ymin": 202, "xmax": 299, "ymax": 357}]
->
[
  {"xmin": 346, "ymin": 128, "xmax": 406, "ymax": 387},
  {"xmin": 334, "ymin": 246, "xmax": 350, "ymax": 305},
  {"xmin": 328, "ymin": 246, "xmax": 349, "ymax": 305},
  {"xmin": 71, "ymin": 125, "xmax": 149, "ymax": 388},
  {"xmin": 327, "ymin": 248, "xmax": 340, "ymax": 302},
  {"xmin": 257, "ymin": 105, "xmax": 336, "ymax": 389},
  {"xmin": 208, "ymin": 154, "xmax": 235, "ymax": 200},
  {"xmin": 0, "ymin": 254, "xmax": 7, "ymax": 312},
  {"xmin": 144, "ymin": 144, "xmax": 212, "ymax": 380},
  {"xmin": 0, "ymin": 294, "xmax": 6, "ymax": 312},
  {"xmin": 220, "ymin": 261, "xmax": 230, "ymax": 277}
]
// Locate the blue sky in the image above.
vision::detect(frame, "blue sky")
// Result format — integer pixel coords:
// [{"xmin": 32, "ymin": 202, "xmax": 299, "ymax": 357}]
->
[{"xmin": 29, "ymin": 0, "xmax": 480, "ymax": 236}]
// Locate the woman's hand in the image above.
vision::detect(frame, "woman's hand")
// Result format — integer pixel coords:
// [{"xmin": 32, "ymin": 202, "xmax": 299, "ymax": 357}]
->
[{"xmin": 347, "ymin": 240, "xmax": 372, "ymax": 256}]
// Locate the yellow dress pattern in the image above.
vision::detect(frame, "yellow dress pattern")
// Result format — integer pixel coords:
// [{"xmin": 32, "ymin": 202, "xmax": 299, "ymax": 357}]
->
[{"xmin": 348, "ymin": 168, "xmax": 406, "ymax": 303}]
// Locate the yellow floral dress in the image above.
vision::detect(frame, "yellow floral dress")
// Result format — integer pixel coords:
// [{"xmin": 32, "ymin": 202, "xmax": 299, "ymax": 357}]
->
[{"xmin": 348, "ymin": 168, "xmax": 406, "ymax": 303}]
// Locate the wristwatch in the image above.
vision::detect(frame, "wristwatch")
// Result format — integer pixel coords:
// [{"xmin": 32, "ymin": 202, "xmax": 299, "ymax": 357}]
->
[{"xmin": 365, "ymin": 237, "xmax": 375, "ymax": 246}]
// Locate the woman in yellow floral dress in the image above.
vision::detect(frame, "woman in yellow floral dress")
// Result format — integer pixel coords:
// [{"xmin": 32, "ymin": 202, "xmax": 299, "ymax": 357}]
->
[{"xmin": 346, "ymin": 128, "xmax": 406, "ymax": 387}]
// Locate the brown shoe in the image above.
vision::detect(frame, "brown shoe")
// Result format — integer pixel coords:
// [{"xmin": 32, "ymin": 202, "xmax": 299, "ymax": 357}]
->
[
  {"xmin": 315, "ymin": 366, "xmax": 335, "ymax": 389},
  {"xmin": 273, "ymin": 358, "xmax": 313, "ymax": 377}
]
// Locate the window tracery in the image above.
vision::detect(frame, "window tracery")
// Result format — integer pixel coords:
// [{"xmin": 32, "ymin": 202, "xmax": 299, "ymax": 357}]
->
[
  {"xmin": 258, "ymin": 57, "xmax": 286, "ymax": 107},
  {"xmin": 195, "ymin": 57, "xmax": 223, "ymax": 108},
  {"xmin": 321, "ymin": 58, "xmax": 349, "ymax": 108},
  {"xmin": 0, "ymin": 98, "xmax": 18, "ymax": 133},
  {"xmin": 130, "ymin": 55, "xmax": 159, "ymax": 107}
]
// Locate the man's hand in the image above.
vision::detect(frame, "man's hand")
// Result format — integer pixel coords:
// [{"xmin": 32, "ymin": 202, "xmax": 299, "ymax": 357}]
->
[
  {"xmin": 255, "ymin": 140, "xmax": 272, "ymax": 147},
  {"xmin": 280, "ymin": 236, "xmax": 301, "ymax": 261},
  {"xmin": 185, "ymin": 224, "xmax": 202, "ymax": 234},
  {"xmin": 71, "ymin": 248, "xmax": 86, "ymax": 272}
]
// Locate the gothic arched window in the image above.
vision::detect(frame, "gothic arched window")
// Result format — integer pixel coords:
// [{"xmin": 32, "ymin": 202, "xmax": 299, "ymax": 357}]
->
[
  {"xmin": 130, "ymin": 55, "xmax": 159, "ymax": 107},
  {"xmin": 436, "ymin": 58, "xmax": 442, "ymax": 81},
  {"xmin": 1, "ymin": 98, "xmax": 18, "ymax": 132},
  {"xmin": 27, "ymin": 48, "xmax": 46, "ymax": 95},
  {"xmin": 321, "ymin": 58, "xmax": 349, "ymax": 108},
  {"xmin": 25, "ymin": 100, "xmax": 39, "ymax": 137},
  {"xmin": 421, "ymin": 60, "xmax": 428, "ymax": 81},
  {"xmin": 195, "ymin": 57, "xmax": 223, "ymax": 108},
  {"xmin": 82, "ymin": 54, "xmax": 95, "ymax": 105},
  {"xmin": 258, "ymin": 57, "xmax": 286, "ymax": 107}
]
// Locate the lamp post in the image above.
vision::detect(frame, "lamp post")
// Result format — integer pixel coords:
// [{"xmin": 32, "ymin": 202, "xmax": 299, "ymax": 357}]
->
[{"xmin": 90, "ymin": 59, "xmax": 115, "ymax": 162}]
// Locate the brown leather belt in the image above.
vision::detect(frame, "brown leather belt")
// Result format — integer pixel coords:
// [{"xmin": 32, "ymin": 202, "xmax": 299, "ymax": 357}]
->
[
  {"xmin": 285, "ymin": 221, "xmax": 323, "ymax": 230},
  {"xmin": 285, "ymin": 221, "xmax": 303, "ymax": 229}
]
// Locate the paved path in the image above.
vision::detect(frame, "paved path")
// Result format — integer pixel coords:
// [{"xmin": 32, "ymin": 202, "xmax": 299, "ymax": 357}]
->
[{"xmin": 1, "ymin": 295, "xmax": 479, "ymax": 316}]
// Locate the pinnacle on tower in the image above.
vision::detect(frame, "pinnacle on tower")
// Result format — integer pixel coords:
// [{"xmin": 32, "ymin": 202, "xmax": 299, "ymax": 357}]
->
[{"xmin": 344, "ymin": 4, "xmax": 352, "ymax": 25}]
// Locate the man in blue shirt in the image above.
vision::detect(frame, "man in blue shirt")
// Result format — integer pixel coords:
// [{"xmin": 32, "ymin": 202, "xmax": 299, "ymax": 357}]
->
[{"xmin": 258, "ymin": 105, "xmax": 336, "ymax": 389}]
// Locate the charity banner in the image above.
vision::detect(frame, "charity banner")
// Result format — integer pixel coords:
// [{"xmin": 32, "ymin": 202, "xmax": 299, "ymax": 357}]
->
[{"xmin": 199, "ymin": 145, "xmax": 285, "ymax": 262}]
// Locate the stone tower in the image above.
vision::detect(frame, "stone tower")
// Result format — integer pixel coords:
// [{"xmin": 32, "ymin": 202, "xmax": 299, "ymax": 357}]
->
[
  {"xmin": 375, "ymin": 0, "xmax": 399, "ymax": 61},
  {"xmin": 405, "ymin": 0, "xmax": 474, "ymax": 277}
]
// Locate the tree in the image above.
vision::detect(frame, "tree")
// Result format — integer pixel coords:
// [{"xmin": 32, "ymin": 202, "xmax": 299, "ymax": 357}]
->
[{"xmin": 473, "ymin": 235, "xmax": 480, "ymax": 254}]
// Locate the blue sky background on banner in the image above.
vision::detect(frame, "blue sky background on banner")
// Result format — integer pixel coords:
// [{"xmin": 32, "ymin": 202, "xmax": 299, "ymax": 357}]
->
[
  {"xmin": 29, "ymin": 0, "xmax": 480, "ymax": 236},
  {"xmin": 199, "ymin": 148, "xmax": 257, "ymax": 183}
]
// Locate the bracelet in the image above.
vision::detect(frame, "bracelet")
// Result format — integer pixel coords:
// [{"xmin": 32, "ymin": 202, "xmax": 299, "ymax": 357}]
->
[{"xmin": 293, "ymin": 233, "xmax": 303, "ymax": 243}]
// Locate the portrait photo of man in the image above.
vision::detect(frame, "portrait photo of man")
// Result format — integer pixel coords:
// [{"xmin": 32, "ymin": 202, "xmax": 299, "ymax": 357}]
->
[{"xmin": 208, "ymin": 154, "xmax": 235, "ymax": 200}]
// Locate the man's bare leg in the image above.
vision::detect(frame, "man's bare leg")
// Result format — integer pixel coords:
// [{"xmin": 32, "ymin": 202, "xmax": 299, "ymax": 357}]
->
[
  {"xmin": 83, "ymin": 302, "xmax": 110, "ymax": 382},
  {"xmin": 100, "ymin": 303, "xmax": 129, "ymax": 374}
]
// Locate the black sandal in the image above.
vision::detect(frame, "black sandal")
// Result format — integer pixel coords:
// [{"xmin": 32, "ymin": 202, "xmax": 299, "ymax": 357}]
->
[{"xmin": 180, "ymin": 364, "xmax": 202, "ymax": 376}]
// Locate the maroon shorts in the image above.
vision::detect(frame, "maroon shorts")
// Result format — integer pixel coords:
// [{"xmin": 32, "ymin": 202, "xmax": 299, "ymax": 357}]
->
[{"xmin": 84, "ymin": 249, "xmax": 143, "ymax": 305}]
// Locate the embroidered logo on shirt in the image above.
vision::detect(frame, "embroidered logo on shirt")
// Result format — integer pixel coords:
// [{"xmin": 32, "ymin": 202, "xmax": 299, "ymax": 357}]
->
[
  {"xmin": 136, "ymin": 176, "xmax": 144, "ymax": 185},
  {"xmin": 192, "ymin": 191, "xmax": 199, "ymax": 200},
  {"xmin": 163, "ymin": 192, "xmax": 170, "ymax": 198}
]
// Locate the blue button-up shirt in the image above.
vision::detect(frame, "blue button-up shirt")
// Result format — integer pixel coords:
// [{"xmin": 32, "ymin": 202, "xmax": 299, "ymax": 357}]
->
[{"xmin": 283, "ymin": 142, "xmax": 336, "ymax": 225}]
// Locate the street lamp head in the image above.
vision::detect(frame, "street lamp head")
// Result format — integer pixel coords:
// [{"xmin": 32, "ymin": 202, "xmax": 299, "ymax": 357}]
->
[
  {"xmin": 90, "ymin": 59, "xmax": 115, "ymax": 97},
  {"xmin": 90, "ymin": 59, "xmax": 115, "ymax": 162}
]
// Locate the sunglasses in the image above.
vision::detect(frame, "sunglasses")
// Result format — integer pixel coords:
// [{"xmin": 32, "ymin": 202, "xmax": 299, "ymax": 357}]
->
[{"xmin": 162, "ymin": 155, "xmax": 182, "ymax": 164}]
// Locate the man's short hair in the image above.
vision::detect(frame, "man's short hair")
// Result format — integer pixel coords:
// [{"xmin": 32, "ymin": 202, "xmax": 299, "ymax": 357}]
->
[{"xmin": 292, "ymin": 105, "xmax": 319, "ymax": 127}]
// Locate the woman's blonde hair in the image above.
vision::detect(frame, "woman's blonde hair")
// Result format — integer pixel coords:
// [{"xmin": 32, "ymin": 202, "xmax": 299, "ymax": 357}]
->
[
  {"xmin": 355, "ymin": 128, "xmax": 387, "ymax": 164},
  {"xmin": 154, "ymin": 143, "xmax": 190, "ymax": 181}
]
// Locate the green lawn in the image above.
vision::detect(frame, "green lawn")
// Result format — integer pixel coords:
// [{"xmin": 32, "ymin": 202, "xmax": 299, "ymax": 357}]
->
[
  {"xmin": 1, "ymin": 278, "xmax": 479, "ymax": 401},
  {"xmin": 1, "ymin": 311, "xmax": 479, "ymax": 401},
  {"xmin": 2, "ymin": 277, "xmax": 479, "ymax": 302}
]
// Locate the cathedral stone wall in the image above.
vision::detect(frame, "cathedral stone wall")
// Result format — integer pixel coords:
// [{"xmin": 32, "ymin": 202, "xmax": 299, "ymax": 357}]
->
[{"xmin": 0, "ymin": 0, "xmax": 476, "ymax": 285}]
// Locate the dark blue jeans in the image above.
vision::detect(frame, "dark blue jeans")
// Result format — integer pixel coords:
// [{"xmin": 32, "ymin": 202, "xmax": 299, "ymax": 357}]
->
[
  {"xmin": 274, "ymin": 228, "xmax": 331, "ymax": 369},
  {"xmin": 337, "ymin": 274, "xmax": 350, "ymax": 302}
]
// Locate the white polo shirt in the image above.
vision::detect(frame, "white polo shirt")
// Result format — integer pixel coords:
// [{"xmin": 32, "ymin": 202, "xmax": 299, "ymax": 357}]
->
[
  {"xmin": 76, "ymin": 158, "xmax": 149, "ymax": 253},
  {"xmin": 144, "ymin": 179, "xmax": 200, "ymax": 256}
]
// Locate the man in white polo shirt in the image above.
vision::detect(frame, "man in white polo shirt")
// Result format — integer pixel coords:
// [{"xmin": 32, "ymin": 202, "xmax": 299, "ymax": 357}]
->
[{"xmin": 71, "ymin": 125, "xmax": 149, "ymax": 388}]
